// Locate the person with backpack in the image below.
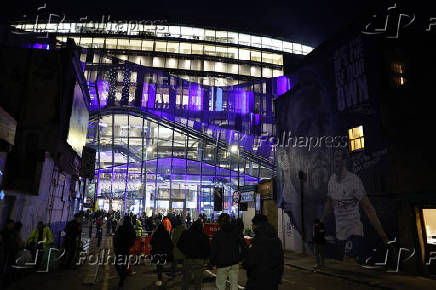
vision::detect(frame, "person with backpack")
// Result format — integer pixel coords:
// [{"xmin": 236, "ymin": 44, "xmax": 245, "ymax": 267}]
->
[{"xmin": 210, "ymin": 213, "xmax": 247, "ymax": 290}]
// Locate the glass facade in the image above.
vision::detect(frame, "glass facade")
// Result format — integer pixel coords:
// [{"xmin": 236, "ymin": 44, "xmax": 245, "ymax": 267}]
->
[
  {"xmin": 87, "ymin": 112, "xmax": 272, "ymax": 218},
  {"xmin": 14, "ymin": 22, "xmax": 312, "ymax": 86},
  {"xmin": 16, "ymin": 23, "xmax": 295, "ymax": 217},
  {"xmin": 81, "ymin": 55, "xmax": 284, "ymax": 217}
]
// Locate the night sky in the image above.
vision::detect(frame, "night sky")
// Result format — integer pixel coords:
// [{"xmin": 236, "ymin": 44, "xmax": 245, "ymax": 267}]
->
[{"xmin": 1, "ymin": 0, "xmax": 428, "ymax": 47}]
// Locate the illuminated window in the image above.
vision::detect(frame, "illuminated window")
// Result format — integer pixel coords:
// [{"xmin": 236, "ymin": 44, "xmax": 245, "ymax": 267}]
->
[
  {"xmin": 392, "ymin": 62, "xmax": 406, "ymax": 87},
  {"xmin": 117, "ymin": 39, "xmax": 130, "ymax": 50},
  {"xmin": 180, "ymin": 43, "xmax": 191, "ymax": 54},
  {"xmin": 105, "ymin": 38, "xmax": 117, "ymax": 49},
  {"xmin": 155, "ymin": 41, "xmax": 167, "ymax": 52},
  {"xmin": 251, "ymin": 50, "xmax": 261, "ymax": 62},
  {"xmin": 191, "ymin": 44, "xmax": 203, "ymax": 55},
  {"xmin": 129, "ymin": 39, "xmax": 142, "ymax": 50},
  {"xmin": 166, "ymin": 42, "xmax": 179, "ymax": 54},
  {"xmin": 348, "ymin": 126, "xmax": 364, "ymax": 152},
  {"xmin": 141, "ymin": 40, "xmax": 154, "ymax": 51},
  {"xmin": 423, "ymin": 209, "xmax": 436, "ymax": 245},
  {"xmin": 239, "ymin": 49, "xmax": 250, "ymax": 61}
]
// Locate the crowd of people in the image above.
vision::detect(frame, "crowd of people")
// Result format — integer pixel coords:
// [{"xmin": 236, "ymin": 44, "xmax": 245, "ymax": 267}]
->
[
  {"xmin": 110, "ymin": 211, "xmax": 284, "ymax": 290},
  {"xmin": 1, "ymin": 210, "xmax": 285, "ymax": 290}
]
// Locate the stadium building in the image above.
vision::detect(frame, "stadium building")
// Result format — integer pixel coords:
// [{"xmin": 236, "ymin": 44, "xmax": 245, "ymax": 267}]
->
[{"xmin": 12, "ymin": 22, "xmax": 313, "ymax": 218}]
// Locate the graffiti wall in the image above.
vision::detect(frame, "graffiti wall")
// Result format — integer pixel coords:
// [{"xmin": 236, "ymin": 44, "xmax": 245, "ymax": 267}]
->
[{"xmin": 275, "ymin": 35, "xmax": 399, "ymax": 264}]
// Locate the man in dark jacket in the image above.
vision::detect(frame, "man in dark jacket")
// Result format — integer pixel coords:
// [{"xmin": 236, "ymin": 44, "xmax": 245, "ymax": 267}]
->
[
  {"xmin": 210, "ymin": 213, "xmax": 247, "ymax": 290},
  {"xmin": 177, "ymin": 219, "xmax": 210, "ymax": 290},
  {"xmin": 242, "ymin": 214, "xmax": 284, "ymax": 290},
  {"xmin": 62, "ymin": 213, "xmax": 82, "ymax": 268},
  {"xmin": 150, "ymin": 224, "xmax": 173, "ymax": 286},
  {"xmin": 312, "ymin": 218, "xmax": 326, "ymax": 270},
  {"xmin": 113, "ymin": 216, "xmax": 136, "ymax": 288}
]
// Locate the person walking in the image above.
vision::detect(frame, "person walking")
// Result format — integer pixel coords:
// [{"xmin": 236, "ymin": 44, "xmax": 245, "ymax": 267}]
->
[
  {"xmin": 88, "ymin": 216, "xmax": 93, "ymax": 239},
  {"xmin": 62, "ymin": 213, "xmax": 82, "ymax": 268},
  {"xmin": 113, "ymin": 216, "xmax": 136, "ymax": 288},
  {"xmin": 210, "ymin": 213, "xmax": 247, "ymax": 290},
  {"xmin": 242, "ymin": 214, "xmax": 284, "ymax": 290},
  {"xmin": 150, "ymin": 224, "xmax": 173, "ymax": 286},
  {"xmin": 312, "ymin": 219, "xmax": 326, "ymax": 270},
  {"xmin": 1, "ymin": 219, "xmax": 18, "ymax": 287},
  {"xmin": 177, "ymin": 219, "xmax": 210, "ymax": 290},
  {"xmin": 162, "ymin": 216, "xmax": 172, "ymax": 233},
  {"xmin": 186, "ymin": 213, "xmax": 192, "ymax": 228},
  {"xmin": 170, "ymin": 217, "xmax": 186, "ymax": 278},
  {"xmin": 106, "ymin": 216, "xmax": 113, "ymax": 236}
]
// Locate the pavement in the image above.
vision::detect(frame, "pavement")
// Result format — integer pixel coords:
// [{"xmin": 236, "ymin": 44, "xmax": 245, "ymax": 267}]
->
[
  {"xmin": 6, "ymin": 226, "xmax": 436, "ymax": 290},
  {"xmin": 283, "ymin": 251, "xmax": 436, "ymax": 290}
]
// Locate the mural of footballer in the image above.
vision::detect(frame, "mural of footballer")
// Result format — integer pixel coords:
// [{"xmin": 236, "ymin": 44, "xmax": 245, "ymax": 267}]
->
[{"xmin": 321, "ymin": 149, "xmax": 389, "ymax": 261}]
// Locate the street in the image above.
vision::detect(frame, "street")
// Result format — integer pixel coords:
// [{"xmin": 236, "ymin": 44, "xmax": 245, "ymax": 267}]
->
[{"xmin": 8, "ymin": 231, "xmax": 436, "ymax": 290}]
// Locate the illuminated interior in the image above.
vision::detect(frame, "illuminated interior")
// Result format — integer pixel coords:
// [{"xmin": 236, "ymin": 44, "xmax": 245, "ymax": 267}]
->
[
  {"xmin": 348, "ymin": 125, "xmax": 364, "ymax": 152},
  {"xmin": 83, "ymin": 56, "xmax": 282, "ymax": 217},
  {"xmin": 423, "ymin": 209, "xmax": 436, "ymax": 245},
  {"xmin": 13, "ymin": 22, "xmax": 312, "ymax": 86}
]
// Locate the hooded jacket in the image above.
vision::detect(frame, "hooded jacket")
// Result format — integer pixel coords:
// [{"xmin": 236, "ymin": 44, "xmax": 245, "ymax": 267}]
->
[
  {"xmin": 242, "ymin": 222, "xmax": 284, "ymax": 290},
  {"xmin": 151, "ymin": 225, "xmax": 173, "ymax": 258},
  {"xmin": 210, "ymin": 223, "xmax": 247, "ymax": 268},
  {"xmin": 113, "ymin": 221, "xmax": 136, "ymax": 255},
  {"xmin": 177, "ymin": 220, "xmax": 210, "ymax": 259}
]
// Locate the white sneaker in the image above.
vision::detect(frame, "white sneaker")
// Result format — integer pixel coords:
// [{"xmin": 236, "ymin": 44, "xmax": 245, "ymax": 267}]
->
[{"xmin": 155, "ymin": 281, "xmax": 162, "ymax": 286}]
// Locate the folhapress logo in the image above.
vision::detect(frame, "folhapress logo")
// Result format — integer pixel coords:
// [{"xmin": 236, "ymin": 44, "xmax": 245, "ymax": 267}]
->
[{"xmin": 362, "ymin": 3, "xmax": 415, "ymax": 39}]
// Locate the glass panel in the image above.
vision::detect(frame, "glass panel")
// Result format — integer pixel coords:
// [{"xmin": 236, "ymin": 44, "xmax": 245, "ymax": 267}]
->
[
  {"xmin": 155, "ymin": 41, "xmax": 167, "ymax": 52},
  {"xmin": 106, "ymin": 38, "xmax": 118, "ymax": 49},
  {"xmin": 192, "ymin": 44, "xmax": 203, "ymax": 55},
  {"xmin": 180, "ymin": 42, "xmax": 191, "ymax": 54},
  {"xmin": 251, "ymin": 50, "xmax": 261, "ymax": 62},
  {"xmin": 167, "ymin": 42, "xmax": 179, "ymax": 53},
  {"xmin": 239, "ymin": 48, "xmax": 250, "ymax": 61}
]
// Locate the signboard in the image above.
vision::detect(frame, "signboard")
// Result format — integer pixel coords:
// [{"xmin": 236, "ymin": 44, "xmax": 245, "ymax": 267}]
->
[
  {"xmin": 238, "ymin": 185, "xmax": 257, "ymax": 193},
  {"xmin": 204, "ymin": 223, "xmax": 221, "ymax": 238},
  {"xmin": 241, "ymin": 192, "xmax": 254, "ymax": 202}
]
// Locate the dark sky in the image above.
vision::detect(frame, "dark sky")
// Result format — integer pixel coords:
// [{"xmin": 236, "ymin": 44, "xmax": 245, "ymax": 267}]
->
[{"xmin": 2, "ymin": 0, "xmax": 416, "ymax": 47}]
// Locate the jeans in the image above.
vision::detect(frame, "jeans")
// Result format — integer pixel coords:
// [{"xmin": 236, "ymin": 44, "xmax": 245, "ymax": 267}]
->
[
  {"xmin": 182, "ymin": 258, "xmax": 204, "ymax": 290},
  {"xmin": 216, "ymin": 264, "xmax": 239, "ymax": 290},
  {"xmin": 314, "ymin": 243, "xmax": 325, "ymax": 266}
]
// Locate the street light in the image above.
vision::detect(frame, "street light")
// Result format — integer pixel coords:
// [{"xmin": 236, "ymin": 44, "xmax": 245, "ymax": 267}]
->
[{"xmin": 230, "ymin": 145, "xmax": 238, "ymax": 153}]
